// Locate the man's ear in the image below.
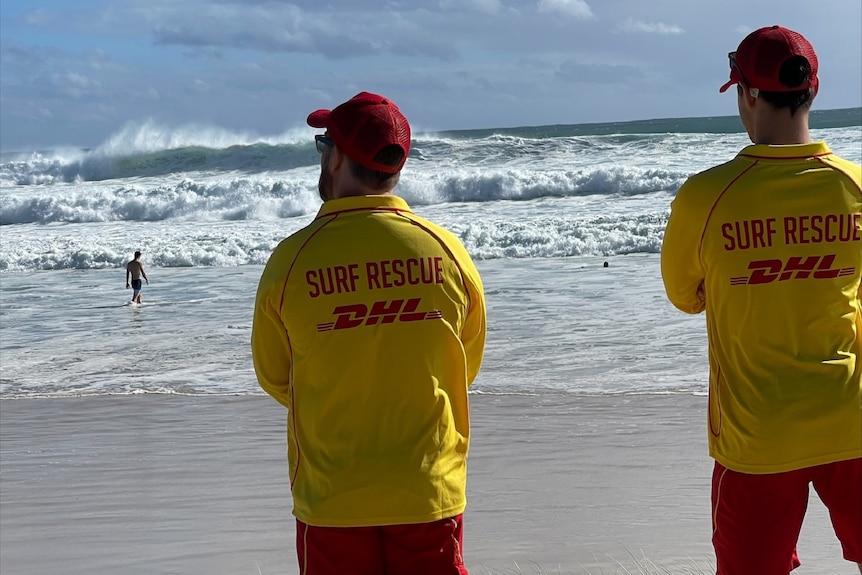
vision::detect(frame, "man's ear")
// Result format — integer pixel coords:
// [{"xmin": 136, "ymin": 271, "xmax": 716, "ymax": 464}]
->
[{"xmin": 739, "ymin": 82, "xmax": 758, "ymax": 109}]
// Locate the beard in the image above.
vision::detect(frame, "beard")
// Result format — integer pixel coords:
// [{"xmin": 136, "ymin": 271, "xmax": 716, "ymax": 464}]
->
[{"xmin": 318, "ymin": 161, "xmax": 334, "ymax": 202}]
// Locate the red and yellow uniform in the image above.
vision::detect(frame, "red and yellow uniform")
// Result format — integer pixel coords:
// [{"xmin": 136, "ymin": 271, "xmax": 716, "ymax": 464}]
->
[
  {"xmin": 252, "ymin": 194, "xmax": 486, "ymax": 527},
  {"xmin": 662, "ymin": 141, "xmax": 862, "ymax": 474}
]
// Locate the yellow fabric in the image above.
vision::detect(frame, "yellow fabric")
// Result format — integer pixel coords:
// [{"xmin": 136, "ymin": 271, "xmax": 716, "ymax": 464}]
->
[
  {"xmin": 662, "ymin": 142, "xmax": 862, "ymax": 474},
  {"xmin": 252, "ymin": 194, "xmax": 486, "ymax": 526}
]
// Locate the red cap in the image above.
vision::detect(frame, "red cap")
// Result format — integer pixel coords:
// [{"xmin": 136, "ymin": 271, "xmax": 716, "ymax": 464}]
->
[
  {"xmin": 307, "ymin": 92, "xmax": 411, "ymax": 174},
  {"xmin": 719, "ymin": 25, "xmax": 818, "ymax": 93}
]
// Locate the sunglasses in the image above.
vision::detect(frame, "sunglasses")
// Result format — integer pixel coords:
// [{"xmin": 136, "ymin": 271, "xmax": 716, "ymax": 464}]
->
[
  {"xmin": 728, "ymin": 52, "xmax": 759, "ymax": 97},
  {"xmin": 315, "ymin": 134, "xmax": 334, "ymax": 154}
]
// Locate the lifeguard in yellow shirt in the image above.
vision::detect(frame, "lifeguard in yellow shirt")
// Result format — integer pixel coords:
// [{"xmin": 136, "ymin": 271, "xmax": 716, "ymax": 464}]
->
[
  {"xmin": 252, "ymin": 92, "xmax": 486, "ymax": 575},
  {"xmin": 661, "ymin": 26, "xmax": 861, "ymax": 575}
]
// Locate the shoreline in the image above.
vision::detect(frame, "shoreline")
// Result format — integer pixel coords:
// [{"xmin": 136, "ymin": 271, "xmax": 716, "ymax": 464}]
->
[{"xmin": 0, "ymin": 393, "xmax": 849, "ymax": 574}]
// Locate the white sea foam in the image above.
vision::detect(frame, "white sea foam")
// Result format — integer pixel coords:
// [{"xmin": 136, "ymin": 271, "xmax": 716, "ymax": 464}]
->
[
  {"xmin": 1, "ymin": 124, "xmax": 859, "ymax": 270},
  {"xmin": 0, "ymin": 115, "xmax": 857, "ymax": 397}
]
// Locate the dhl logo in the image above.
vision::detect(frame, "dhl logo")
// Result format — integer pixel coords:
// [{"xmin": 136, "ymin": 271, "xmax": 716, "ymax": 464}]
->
[
  {"xmin": 317, "ymin": 298, "xmax": 443, "ymax": 331},
  {"xmin": 730, "ymin": 254, "xmax": 856, "ymax": 285}
]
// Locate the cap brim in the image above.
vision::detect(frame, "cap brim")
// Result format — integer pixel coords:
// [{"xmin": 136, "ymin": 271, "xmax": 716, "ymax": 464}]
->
[
  {"xmin": 306, "ymin": 109, "xmax": 330, "ymax": 128},
  {"xmin": 718, "ymin": 79, "xmax": 736, "ymax": 93}
]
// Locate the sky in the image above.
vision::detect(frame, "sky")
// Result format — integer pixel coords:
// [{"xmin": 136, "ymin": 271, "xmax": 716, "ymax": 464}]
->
[{"xmin": 1, "ymin": 0, "xmax": 861, "ymax": 151}]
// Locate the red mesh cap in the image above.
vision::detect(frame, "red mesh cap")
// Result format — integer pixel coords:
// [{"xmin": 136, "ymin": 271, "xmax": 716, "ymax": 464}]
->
[
  {"xmin": 719, "ymin": 25, "xmax": 818, "ymax": 93},
  {"xmin": 307, "ymin": 92, "xmax": 411, "ymax": 174}
]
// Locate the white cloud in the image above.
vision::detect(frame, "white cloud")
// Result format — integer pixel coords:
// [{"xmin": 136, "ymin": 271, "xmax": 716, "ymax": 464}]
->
[
  {"xmin": 556, "ymin": 60, "xmax": 642, "ymax": 84},
  {"xmin": 537, "ymin": 0, "xmax": 593, "ymax": 19},
  {"xmin": 149, "ymin": 3, "xmax": 459, "ymax": 61},
  {"xmin": 55, "ymin": 72, "xmax": 101, "ymax": 95},
  {"xmin": 23, "ymin": 9, "xmax": 56, "ymax": 26},
  {"xmin": 64, "ymin": 72, "xmax": 96, "ymax": 89},
  {"xmin": 439, "ymin": 0, "xmax": 503, "ymax": 14},
  {"xmin": 617, "ymin": 18, "xmax": 684, "ymax": 35},
  {"xmin": 190, "ymin": 78, "xmax": 210, "ymax": 93}
]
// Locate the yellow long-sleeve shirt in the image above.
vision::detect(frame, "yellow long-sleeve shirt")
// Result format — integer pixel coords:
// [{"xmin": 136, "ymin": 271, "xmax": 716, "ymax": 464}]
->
[
  {"xmin": 662, "ymin": 142, "xmax": 862, "ymax": 474},
  {"xmin": 252, "ymin": 194, "xmax": 486, "ymax": 526}
]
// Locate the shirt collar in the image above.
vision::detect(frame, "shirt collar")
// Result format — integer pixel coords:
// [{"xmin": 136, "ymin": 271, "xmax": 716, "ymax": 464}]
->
[
  {"xmin": 737, "ymin": 141, "xmax": 832, "ymax": 160},
  {"xmin": 315, "ymin": 194, "xmax": 412, "ymax": 220}
]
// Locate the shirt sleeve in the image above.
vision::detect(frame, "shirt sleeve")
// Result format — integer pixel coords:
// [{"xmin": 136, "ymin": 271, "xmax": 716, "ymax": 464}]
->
[
  {"xmin": 661, "ymin": 180, "xmax": 707, "ymax": 315},
  {"xmin": 461, "ymin": 265, "xmax": 487, "ymax": 386},
  {"xmin": 251, "ymin": 278, "xmax": 293, "ymax": 409}
]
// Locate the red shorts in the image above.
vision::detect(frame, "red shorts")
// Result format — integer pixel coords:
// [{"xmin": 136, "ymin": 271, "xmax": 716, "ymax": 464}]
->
[
  {"xmin": 296, "ymin": 514, "xmax": 468, "ymax": 575},
  {"xmin": 711, "ymin": 458, "xmax": 862, "ymax": 574}
]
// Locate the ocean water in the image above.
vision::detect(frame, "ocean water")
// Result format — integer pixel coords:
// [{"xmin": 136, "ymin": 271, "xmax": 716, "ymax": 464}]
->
[{"xmin": 1, "ymin": 108, "xmax": 860, "ymax": 399}]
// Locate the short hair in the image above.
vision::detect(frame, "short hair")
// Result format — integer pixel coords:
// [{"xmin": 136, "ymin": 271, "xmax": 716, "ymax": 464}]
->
[
  {"xmin": 134, "ymin": 251, "xmax": 141, "ymax": 258},
  {"xmin": 758, "ymin": 56, "xmax": 815, "ymax": 116},
  {"xmin": 347, "ymin": 144, "xmax": 404, "ymax": 190}
]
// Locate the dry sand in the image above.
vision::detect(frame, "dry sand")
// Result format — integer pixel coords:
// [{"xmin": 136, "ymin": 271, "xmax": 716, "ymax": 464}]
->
[{"xmin": 0, "ymin": 393, "xmax": 851, "ymax": 574}]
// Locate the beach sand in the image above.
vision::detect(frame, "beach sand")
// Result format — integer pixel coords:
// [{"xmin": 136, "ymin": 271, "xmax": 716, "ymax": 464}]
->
[{"xmin": 0, "ymin": 393, "xmax": 851, "ymax": 574}]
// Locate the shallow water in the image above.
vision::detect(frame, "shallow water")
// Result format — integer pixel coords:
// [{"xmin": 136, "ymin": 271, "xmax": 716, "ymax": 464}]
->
[{"xmin": 0, "ymin": 254, "xmax": 708, "ymax": 399}]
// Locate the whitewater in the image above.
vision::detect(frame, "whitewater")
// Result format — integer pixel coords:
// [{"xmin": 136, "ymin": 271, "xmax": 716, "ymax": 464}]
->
[
  {"xmin": 0, "ymin": 108, "xmax": 860, "ymax": 399},
  {"xmin": 2, "ymin": 108, "xmax": 857, "ymax": 272}
]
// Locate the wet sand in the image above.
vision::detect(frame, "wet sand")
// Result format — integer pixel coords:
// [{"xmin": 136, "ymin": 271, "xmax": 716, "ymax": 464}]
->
[{"xmin": 0, "ymin": 393, "xmax": 850, "ymax": 574}]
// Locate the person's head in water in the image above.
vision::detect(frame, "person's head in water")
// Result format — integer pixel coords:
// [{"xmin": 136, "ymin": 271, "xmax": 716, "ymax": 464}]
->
[{"xmin": 134, "ymin": 250, "xmax": 141, "ymax": 259}]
